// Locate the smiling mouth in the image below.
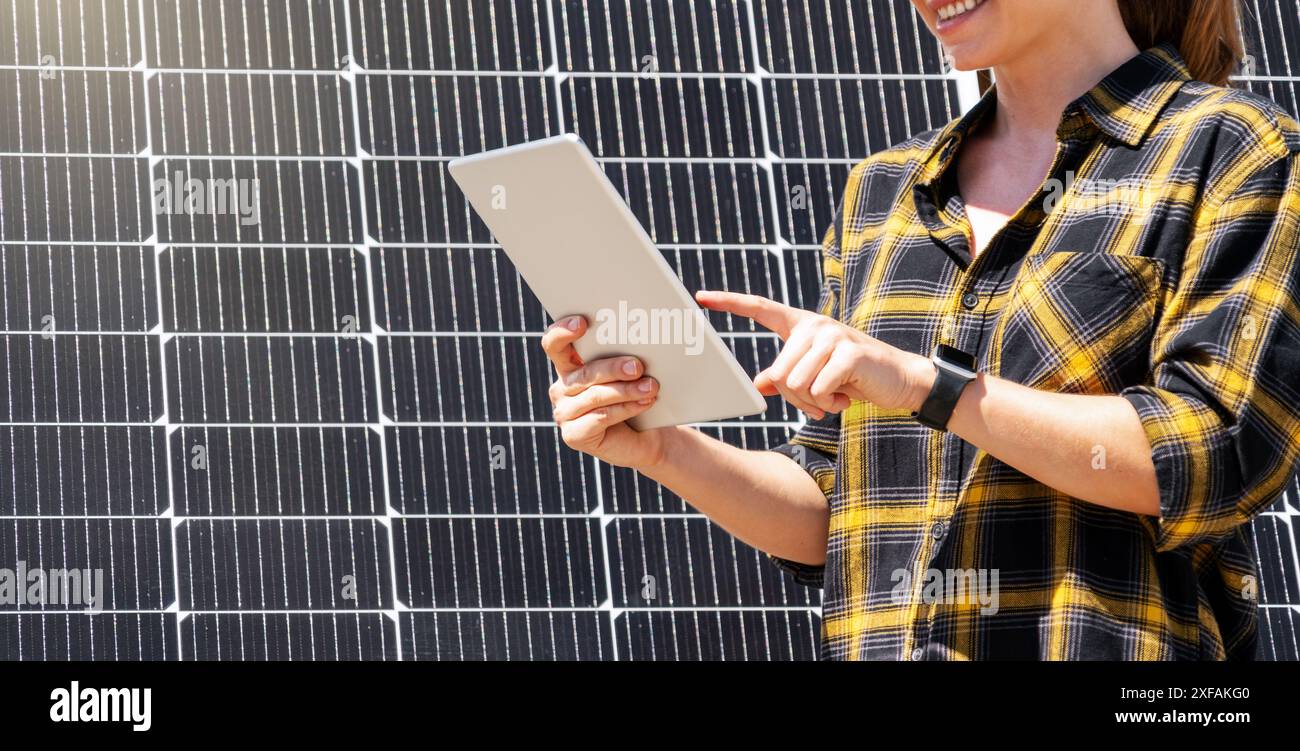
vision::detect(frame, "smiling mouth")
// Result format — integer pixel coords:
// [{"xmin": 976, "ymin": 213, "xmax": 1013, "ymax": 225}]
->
[{"xmin": 936, "ymin": 0, "xmax": 988, "ymax": 25}]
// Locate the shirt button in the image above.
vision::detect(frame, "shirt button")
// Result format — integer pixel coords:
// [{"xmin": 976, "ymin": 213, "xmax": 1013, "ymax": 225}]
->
[
  {"xmin": 932, "ymin": 521, "xmax": 947, "ymax": 540},
  {"xmin": 911, "ymin": 647, "xmax": 925, "ymax": 661},
  {"xmin": 961, "ymin": 292, "xmax": 979, "ymax": 310}
]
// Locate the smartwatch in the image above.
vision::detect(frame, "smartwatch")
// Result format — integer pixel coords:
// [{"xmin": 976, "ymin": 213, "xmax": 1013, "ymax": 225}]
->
[{"xmin": 913, "ymin": 344, "xmax": 978, "ymax": 431}]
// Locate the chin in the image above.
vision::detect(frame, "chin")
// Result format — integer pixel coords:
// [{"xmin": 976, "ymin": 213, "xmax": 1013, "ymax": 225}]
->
[{"xmin": 943, "ymin": 42, "xmax": 1002, "ymax": 72}]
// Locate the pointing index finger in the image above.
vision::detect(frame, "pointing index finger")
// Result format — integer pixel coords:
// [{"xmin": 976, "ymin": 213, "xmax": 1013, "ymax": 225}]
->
[{"xmin": 695, "ymin": 290, "xmax": 803, "ymax": 340}]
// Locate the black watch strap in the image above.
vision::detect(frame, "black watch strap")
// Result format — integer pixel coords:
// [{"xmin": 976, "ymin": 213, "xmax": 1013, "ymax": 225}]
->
[{"xmin": 913, "ymin": 346, "xmax": 977, "ymax": 431}]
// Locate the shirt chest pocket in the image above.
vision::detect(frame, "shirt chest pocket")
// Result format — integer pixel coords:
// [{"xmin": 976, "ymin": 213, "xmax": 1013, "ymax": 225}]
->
[{"xmin": 989, "ymin": 250, "xmax": 1165, "ymax": 393}]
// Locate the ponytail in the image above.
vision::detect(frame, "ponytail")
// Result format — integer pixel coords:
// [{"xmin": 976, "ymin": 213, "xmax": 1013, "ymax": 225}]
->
[{"xmin": 1117, "ymin": 0, "xmax": 1244, "ymax": 86}]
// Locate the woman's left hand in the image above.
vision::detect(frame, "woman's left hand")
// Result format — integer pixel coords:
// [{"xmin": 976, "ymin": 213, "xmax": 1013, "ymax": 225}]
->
[{"xmin": 695, "ymin": 290, "xmax": 933, "ymax": 419}]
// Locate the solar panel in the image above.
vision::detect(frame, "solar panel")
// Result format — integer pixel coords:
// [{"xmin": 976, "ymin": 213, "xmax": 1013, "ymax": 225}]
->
[
  {"xmin": 0, "ymin": 0, "xmax": 1296, "ymax": 662},
  {"xmin": 1236, "ymin": 0, "xmax": 1300, "ymax": 662}
]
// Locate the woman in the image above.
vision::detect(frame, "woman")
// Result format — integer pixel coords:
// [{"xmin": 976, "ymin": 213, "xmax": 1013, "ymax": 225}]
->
[{"xmin": 543, "ymin": 0, "xmax": 1300, "ymax": 660}]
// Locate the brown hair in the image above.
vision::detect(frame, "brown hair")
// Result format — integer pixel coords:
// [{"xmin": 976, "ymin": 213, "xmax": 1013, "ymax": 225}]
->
[{"xmin": 1117, "ymin": 0, "xmax": 1244, "ymax": 86}]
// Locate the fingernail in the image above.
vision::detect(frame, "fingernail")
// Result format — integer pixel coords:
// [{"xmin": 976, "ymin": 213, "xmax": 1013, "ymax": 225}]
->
[
  {"xmin": 638, "ymin": 397, "xmax": 654, "ymax": 405},
  {"xmin": 638, "ymin": 378, "xmax": 653, "ymax": 392},
  {"xmin": 622, "ymin": 359, "xmax": 638, "ymax": 375},
  {"xmin": 565, "ymin": 316, "xmax": 581, "ymax": 331}
]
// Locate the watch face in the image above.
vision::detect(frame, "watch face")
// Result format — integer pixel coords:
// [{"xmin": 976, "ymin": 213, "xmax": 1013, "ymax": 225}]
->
[{"xmin": 935, "ymin": 344, "xmax": 977, "ymax": 372}]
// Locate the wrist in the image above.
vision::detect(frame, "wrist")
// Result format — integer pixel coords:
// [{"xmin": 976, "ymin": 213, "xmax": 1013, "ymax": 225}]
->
[
  {"xmin": 902, "ymin": 351, "xmax": 937, "ymax": 413},
  {"xmin": 636, "ymin": 424, "xmax": 690, "ymax": 476}
]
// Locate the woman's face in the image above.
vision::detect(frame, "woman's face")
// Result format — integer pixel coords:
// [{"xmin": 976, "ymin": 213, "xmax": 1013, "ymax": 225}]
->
[{"xmin": 911, "ymin": 0, "xmax": 1086, "ymax": 70}]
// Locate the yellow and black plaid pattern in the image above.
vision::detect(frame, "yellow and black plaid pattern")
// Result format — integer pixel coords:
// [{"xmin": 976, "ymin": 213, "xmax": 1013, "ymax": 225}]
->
[{"xmin": 769, "ymin": 43, "xmax": 1300, "ymax": 660}]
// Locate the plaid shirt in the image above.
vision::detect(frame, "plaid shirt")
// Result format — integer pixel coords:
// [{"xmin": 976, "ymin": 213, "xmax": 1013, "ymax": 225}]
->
[{"xmin": 769, "ymin": 43, "xmax": 1300, "ymax": 660}]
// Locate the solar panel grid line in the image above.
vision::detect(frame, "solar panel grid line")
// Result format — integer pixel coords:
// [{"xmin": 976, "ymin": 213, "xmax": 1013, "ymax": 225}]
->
[
  {"xmin": 40, "ymin": 331, "xmax": 387, "ymax": 341},
  {"xmin": 739, "ymin": 0, "xmax": 822, "ymax": 655},
  {"xmin": 1235, "ymin": 73, "xmax": 1300, "ymax": 81},
  {"xmin": 4, "ymin": 601, "xmax": 842, "ymax": 612},
  {"xmin": 136, "ymin": 0, "xmax": 183, "ymax": 664},
  {"xmin": 10, "ymin": 65, "xmax": 864, "ymax": 79},
  {"xmin": 0, "ymin": 331, "xmax": 793, "ymax": 352},
  {"xmin": 310, "ymin": 12, "xmax": 369, "ymax": 654},
  {"xmin": 336, "ymin": 0, "xmax": 405, "ymax": 662},
  {"xmin": 0, "ymin": 417, "xmax": 823, "ymax": 426},
  {"xmin": 0, "ymin": 65, "xmax": 957, "ymax": 79}
]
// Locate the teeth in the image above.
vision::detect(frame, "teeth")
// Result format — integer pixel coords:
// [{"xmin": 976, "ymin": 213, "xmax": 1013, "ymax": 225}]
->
[{"xmin": 938, "ymin": 0, "xmax": 981, "ymax": 21}]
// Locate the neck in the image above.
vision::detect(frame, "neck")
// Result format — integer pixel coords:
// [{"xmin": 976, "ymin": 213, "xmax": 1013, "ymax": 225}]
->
[{"xmin": 986, "ymin": 12, "xmax": 1140, "ymax": 140}]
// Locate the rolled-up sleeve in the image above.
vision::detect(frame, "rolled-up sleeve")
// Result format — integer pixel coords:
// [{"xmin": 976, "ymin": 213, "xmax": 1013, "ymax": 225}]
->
[
  {"xmin": 765, "ymin": 210, "xmax": 845, "ymax": 586},
  {"xmin": 1121, "ymin": 143, "xmax": 1300, "ymax": 552},
  {"xmin": 767, "ymin": 425, "xmax": 839, "ymax": 586}
]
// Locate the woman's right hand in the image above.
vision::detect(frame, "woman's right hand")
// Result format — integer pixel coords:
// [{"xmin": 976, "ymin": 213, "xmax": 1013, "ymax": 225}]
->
[{"xmin": 542, "ymin": 315, "xmax": 671, "ymax": 470}]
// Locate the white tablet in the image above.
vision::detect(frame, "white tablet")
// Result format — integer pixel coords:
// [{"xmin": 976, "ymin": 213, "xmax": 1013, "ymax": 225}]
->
[{"xmin": 448, "ymin": 134, "xmax": 768, "ymax": 430}]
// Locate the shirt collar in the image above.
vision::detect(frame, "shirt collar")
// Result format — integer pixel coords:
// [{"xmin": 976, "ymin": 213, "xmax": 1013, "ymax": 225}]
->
[
  {"xmin": 917, "ymin": 42, "xmax": 1192, "ymax": 187},
  {"xmin": 1065, "ymin": 41, "xmax": 1191, "ymax": 147}
]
